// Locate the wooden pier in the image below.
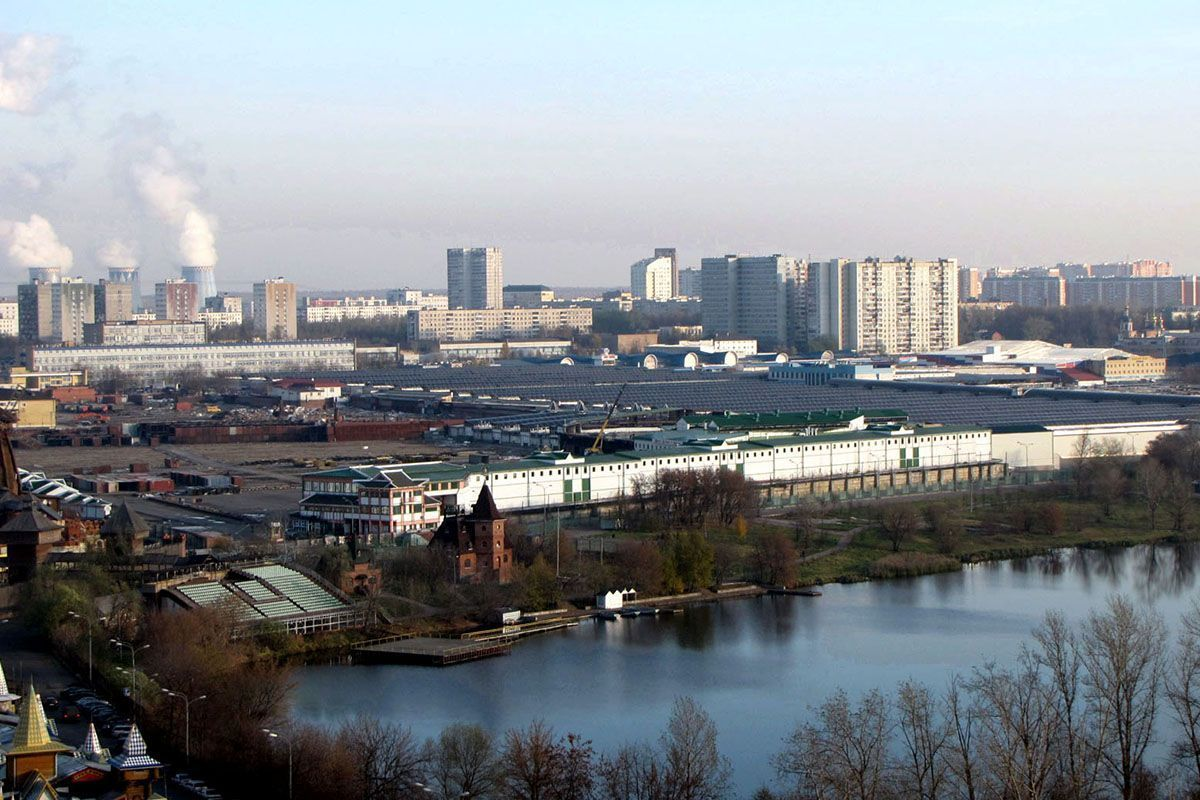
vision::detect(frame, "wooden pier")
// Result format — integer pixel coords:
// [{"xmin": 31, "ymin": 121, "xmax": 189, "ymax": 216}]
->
[{"xmin": 353, "ymin": 637, "xmax": 512, "ymax": 666}]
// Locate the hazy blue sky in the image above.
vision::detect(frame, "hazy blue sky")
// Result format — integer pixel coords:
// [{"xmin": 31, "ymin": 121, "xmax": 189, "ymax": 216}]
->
[{"xmin": 2, "ymin": 1, "xmax": 1198, "ymax": 290}]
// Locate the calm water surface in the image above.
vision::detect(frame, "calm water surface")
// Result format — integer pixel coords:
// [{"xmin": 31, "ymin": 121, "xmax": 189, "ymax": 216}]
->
[{"xmin": 293, "ymin": 544, "xmax": 1200, "ymax": 793}]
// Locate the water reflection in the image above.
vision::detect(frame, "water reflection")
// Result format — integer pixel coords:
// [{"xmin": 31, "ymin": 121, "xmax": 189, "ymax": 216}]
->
[{"xmin": 293, "ymin": 542, "xmax": 1200, "ymax": 795}]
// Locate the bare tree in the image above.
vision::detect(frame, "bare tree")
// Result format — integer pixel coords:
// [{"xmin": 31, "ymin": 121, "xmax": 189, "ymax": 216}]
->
[
  {"xmin": 879, "ymin": 505, "xmax": 919, "ymax": 553},
  {"xmin": 943, "ymin": 676, "xmax": 979, "ymax": 800},
  {"xmin": 499, "ymin": 721, "xmax": 594, "ymax": 800},
  {"xmin": 501, "ymin": 720, "xmax": 562, "ymax": 800},
  {"xmin": 660, "ymin": 696, "xmax": 731, "ymax": 800},
  {"xmin": 895, "ymin": 680, "xmax": 950, "ymax": 800},
  {"xmin": 1165, "ymin": 471, "xmax": 1194, "ymax": 532},
  {"xmin": 338, "ymin": 715, "xmax": 427, "ymax": 799},
  {"xmin": 1032, "ymin": 612, "xmax": 1103, "ymax": 800},
  {"xmin": 1167, "ymin": 601, "xmax": 1200, "ymax": 792},
  {"xmin": 1080, "ymin": 595, "xmax": 1168, "ymax": 800},
  {"xmin": 427, "ymin": 723, "xmax": 500, "ymax": 800},
  {"xmin": 1136, "ymin": 459, "xmax": 1170, "ymax": 529},
  {"xmin": 596, "ymin": 743, "xmax": 664, "ymax": 800},
  {"xmin": 774, "ymin": 688, "xmax": 891, "ymax": 800},
  {"xmin": 971, "ymin": 653, "xmax": 1059, "ymax": 800}
]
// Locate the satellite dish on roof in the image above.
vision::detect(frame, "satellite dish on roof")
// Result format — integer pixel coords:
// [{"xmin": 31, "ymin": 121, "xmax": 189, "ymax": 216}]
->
[{"xmin": 820, "ymin": 350, "xmax": 835, "ymax": 362}]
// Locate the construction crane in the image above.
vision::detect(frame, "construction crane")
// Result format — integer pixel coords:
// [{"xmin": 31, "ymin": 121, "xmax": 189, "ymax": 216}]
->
[{"xmin": 588, "ymin": 382, "xmax": 628, "ymax": 454}]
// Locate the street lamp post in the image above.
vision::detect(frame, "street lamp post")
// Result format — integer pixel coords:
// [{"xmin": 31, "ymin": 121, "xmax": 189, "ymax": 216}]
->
[
  {"xmin": 109, "ymin": 639, "xmax": 149, "ymax": 704},
  {"xmin": 162, "ymin": 689, "xmax": 207, "ymax": 763},
  {"xmin": 533, "ymin": 482, "xmax": 561, "ymax": 577},
  {"xmin": 67, "ymin": 612, "xmax": 106, "ymax": 685},
  {"xmin": 262, "ymin": 728, "xmax": 293, "ymax": 800}
]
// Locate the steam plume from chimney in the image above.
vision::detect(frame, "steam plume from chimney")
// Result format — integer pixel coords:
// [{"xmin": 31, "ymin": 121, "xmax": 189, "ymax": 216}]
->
[
  {"xmin": 0, "ymin": 33, "xmax": 72, "ymax": 114},
  {"xmin": 0, "ymin": 213, "xmax": 73, "ymax": 271},
  {"xmin": 110, "ymin": 113, "xmax": 217, "ymax": 266},
  {"xmin": 96, "ymin": 238, "xmax": 138, "ymax": 270}
]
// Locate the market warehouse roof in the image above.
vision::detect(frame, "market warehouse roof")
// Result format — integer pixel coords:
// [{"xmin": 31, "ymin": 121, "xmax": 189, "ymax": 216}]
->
[{"xmin": 308, "ymin": 364, "xmax": 1200, "ymax": 427}]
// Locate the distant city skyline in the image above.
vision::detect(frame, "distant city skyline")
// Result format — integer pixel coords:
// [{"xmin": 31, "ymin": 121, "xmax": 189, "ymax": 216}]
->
[{"xmin": 2, "ymin": 3, "xmax": 1198, "ymax": 288}]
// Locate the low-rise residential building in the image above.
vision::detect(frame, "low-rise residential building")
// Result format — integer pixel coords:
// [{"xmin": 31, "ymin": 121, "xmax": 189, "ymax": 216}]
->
[
  {"xmin": 199, "ymin": 293, "xmax": 244, "ymax": 330},
  {"xmin": 408, "ymin": 307, "xmax": 593, "ymax": 342},
  {"xmin": 0, "ymin": 366, "xmax": 87, "ymax": 390},
  {"xmin": 437, "ymin": 340, "xmax": 572, "ymax": 361},
  {"xmin": 26, "ymin": 340, "xmax": 355, "ymax": 379},
  {"xmin": 302, "ymin": 296, "xmax": 418, "ymax": 324},
  {"xmin": 503, "ymin": 284, "xmax": 555, "ymax": 308},
  {"xmin": 386, "ymin": 288, "xmax": 448, "ymax": 308},
  {"xmin": 83, "ymin": 320, "xmax": 207, "ymax": 346}
]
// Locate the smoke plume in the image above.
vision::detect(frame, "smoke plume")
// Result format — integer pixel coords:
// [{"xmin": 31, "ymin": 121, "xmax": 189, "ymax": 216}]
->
[
  {"xmin": 2, "ymin": 159, "xmax": 72, "ymax": 199},
  {"xmin": 96, "ymin": 238, "xmax": 138, "ymax": 270},
  {"xmin": 0, "ymin": 214, "xmax": 74, "ymax": 270},
  {"xmin": 110, "ymin": 113, "xmax": 218, "ymax": 265},
  {"xmin": 0, "ymin": 33, "xmax": 72, "ymax": 114}
]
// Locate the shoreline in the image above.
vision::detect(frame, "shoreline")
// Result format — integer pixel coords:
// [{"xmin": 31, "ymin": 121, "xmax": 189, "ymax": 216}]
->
[{"xmin": 295, "ymin": 535, "xmax": 1200, "ymax": 667}]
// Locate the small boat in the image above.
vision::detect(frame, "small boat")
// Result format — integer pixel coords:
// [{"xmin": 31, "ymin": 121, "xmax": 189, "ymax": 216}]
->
[
  {"xmin": 796, "ymin": 589, "xmax": 822, "ymax": 597},
  {"xmin": 597, "ymin": 609, "xmax": 620, "ymax": 621}
]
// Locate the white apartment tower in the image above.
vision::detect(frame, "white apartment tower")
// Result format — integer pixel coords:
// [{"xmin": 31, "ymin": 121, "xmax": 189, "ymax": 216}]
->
[
  {"xmin": 700, "ymin": 255, "xmax": 805, "ymax": 349},
  {"xmin": 447, "ymin": 247, "xmax": 503, "ymax": 310},
  {"xmin": 809, "ymin": 257, "xmax": 958, "ymax": 354},
  {"xmin": 630, "ymin": 256, "xmax": 674, "ymax": 301}
]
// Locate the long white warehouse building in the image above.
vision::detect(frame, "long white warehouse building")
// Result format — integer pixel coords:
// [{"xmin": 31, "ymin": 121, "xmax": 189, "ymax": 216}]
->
[
  {"xmin": 27, "ymin": 340, "xmax": 356, "ymax": 379},
  {"xmin": 298, "ymin": 423, "xmax": 992, "ymax": 537}
]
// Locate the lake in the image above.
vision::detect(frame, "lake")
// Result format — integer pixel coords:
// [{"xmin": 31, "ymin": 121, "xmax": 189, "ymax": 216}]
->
[{"xmin": 293, "ymin": 544, "xmax": 1200, "ymax": 794}]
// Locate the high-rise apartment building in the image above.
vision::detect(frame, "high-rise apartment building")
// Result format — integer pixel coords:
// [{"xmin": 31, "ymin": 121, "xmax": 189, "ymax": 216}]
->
[
  {"xmin": 253, "ymin": 277, "xmax": 298, "ymax": 340},
  {"xmin": 107, "ymin": 266, "xmax": 143, "ymax": 312},
  {"xmin": 809, "ymin": 257, "xmax": 958, "ymax": 354},
  {"xmin": 700, "ymin": 255, "xmax": 805, "ymax": 349},
  {"xmin": 18, "ymin": 279, "xmax": 95, "ymax": 344},
  {"xmin": 17, "ymin": 283, "xmax": 54, "ymax": 341},
  {"xmin": 447, "ymin": 247, "xmax": 503, "ymax": 310},
  {"xmin": 95, "ymin": 281, "xmax": 135, "ymax": 323},
  {"xmin": 678, "ymin": 268, "xmax": 702, "ymax": 298},
  {"xmin": 1066, "ymin": 276, "xmax": 1198, "ymax": 309},
  {"xmin": 654, "ymin": 247, "xmax": 678, "ymax": 297},
  {"xmin": 630, "ymin": 256, "xmax": 674, "ymax": 301},
  {"xmin": 982, "ymin": 275, "xmax": 1066, "ymax": 307},
  {"xmin": 958, "ymin": 267, "xmax": 982, "ymax": 301},
  {"xmin": 155, "ymin": 279, "xmax": 200, "ymax": 322}
]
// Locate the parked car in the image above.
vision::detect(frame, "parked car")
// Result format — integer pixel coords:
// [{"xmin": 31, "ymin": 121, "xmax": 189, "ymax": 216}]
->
[
  {"xmin": 42, "ymin": 696, "xmax": 59, "ymax": 711},
  {"xmin": 60, "ymin": 706, "xmax": 81, "ymax": 722}
]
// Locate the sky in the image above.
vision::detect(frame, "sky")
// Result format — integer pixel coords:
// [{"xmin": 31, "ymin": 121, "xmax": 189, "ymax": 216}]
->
[{"xmin": 2, "ymin": 1, "xmax": 1199, "ymax": 291}]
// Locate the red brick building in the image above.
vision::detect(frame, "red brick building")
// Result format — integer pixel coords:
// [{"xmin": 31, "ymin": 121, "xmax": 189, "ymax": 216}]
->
[{"xmin": 431, "ymin": 484, "xmax": 514, "ymax": 584}]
